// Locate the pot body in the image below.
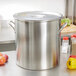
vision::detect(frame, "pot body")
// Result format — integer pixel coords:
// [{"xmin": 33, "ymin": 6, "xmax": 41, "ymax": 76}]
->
[{"xmin": 15, "ymin": 19, "xmax": 61, "ymax": 70}]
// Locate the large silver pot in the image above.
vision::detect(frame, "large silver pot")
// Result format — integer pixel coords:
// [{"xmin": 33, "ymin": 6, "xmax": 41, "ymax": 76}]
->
[{"xmin": 10, "ymin": 11, "xmax": 67, "ymax": 70}]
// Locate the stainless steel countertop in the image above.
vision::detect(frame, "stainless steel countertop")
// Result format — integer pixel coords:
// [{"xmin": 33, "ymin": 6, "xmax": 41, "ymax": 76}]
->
[{"xmin": 0, "ymin": 51, "xmax": 75, "ymax": 76}]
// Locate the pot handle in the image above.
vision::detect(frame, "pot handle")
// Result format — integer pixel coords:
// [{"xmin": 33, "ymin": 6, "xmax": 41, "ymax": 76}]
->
[
  {"xmin": 9, "ymin": 21, "xmax": 15, "ymax": 32},
  {"xmin": 59, "ymin": 23, "xmax": 67, "ymax": 32}
]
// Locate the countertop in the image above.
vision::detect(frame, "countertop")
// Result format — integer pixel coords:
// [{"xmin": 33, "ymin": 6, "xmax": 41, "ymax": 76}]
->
[
  {"xmin": 61, "ymin": 24, "xmax": 76, "ymax": 36},
  {"xmin": 0, "ymin": 51, "xmax": 75, "ymax": 76}
]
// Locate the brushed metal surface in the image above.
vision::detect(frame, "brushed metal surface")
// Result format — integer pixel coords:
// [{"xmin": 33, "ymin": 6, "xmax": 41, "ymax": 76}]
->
[{"xmin": 13, "ymin": 12, "xmax": 62, "ymax": 70}]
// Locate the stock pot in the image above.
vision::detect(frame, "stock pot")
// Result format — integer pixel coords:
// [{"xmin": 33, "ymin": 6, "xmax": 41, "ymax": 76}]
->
[{"xmin": 10, "ymin": 11, "xmax": 67, "ymax": 70}]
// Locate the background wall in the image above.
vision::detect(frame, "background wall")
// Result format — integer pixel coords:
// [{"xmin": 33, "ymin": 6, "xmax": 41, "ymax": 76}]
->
[{"xmin": 0, "ymin": 0, "xmax": 66, "ymax": 20}]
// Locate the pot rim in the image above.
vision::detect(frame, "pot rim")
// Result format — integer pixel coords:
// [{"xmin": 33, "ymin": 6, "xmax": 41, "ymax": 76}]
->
[{"xmin": 13, "ymin": 11, "xmax": 63, "ymax": 21}]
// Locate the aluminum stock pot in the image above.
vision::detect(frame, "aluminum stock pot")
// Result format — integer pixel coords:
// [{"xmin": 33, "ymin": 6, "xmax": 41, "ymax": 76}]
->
[{"xmin": 10, "ymin": 11, "xmax": 67, "ymax": 70}]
